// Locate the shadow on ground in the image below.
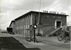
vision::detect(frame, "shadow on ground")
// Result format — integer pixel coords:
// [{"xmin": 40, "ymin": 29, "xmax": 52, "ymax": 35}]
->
[{"xmin": 0, "ymin": 37, "xmax": 40, "ymax": 50}]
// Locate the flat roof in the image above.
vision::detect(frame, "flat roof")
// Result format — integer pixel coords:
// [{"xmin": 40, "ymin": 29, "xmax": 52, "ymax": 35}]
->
[{"xmin": 13, "ymin": 11, "xmax": 68, "ymax": 21}]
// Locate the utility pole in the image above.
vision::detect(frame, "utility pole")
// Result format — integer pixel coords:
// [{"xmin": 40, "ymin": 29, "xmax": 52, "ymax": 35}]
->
[
  {"xmin": 37, "ymin": 0, "xmax": 41, "ymax": 25},
  {"xmin": 37, "ymin": 0, "xmax": 41, "ymax": 35}
]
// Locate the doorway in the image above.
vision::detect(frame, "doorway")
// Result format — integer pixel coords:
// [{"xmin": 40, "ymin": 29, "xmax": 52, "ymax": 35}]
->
[{"xmin": 55, "ymin": 20, "xmax": 62, "ymax": 28}]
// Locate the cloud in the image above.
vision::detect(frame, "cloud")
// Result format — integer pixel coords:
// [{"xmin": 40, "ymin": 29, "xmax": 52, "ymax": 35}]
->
[
  {"xmin": 43, "ymin": 0, "xmax": 71, "ymax": 11},
  {"xmin": 1, "ymin": 0, "xmax": 55, "ymax": 11}
]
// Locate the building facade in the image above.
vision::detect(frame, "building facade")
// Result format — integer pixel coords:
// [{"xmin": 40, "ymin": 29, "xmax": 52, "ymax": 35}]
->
[{"xmin": 9, "ymin": 11, "xmax": 68, "ymax": 37}]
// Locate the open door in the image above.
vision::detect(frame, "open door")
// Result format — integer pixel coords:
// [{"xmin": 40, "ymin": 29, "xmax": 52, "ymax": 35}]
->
[{"xmin": 55, "ymin": 20, "xmax": 62, "ymax": 28}]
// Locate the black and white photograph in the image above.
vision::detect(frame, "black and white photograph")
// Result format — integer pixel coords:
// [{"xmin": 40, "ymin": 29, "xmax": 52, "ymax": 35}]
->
[{"xmin": 0, "ymin": 0, "xmax": 71, "ymax": 50}]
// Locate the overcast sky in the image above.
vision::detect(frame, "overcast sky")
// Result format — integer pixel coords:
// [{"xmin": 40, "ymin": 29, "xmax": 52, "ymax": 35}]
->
[{"xmin": 0, "ymin": 0, "xmax": 71, "ymax": 30}]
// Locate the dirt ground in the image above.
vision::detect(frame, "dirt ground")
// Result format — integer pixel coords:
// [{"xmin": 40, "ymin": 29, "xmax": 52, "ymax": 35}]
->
[{"xmin": 0, "ymin": 33, "xmax": 70, "ymax": 50}]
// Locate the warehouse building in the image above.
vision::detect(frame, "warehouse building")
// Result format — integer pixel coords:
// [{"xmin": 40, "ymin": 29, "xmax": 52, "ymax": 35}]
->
[{"xmin": 9, "ymin": 11, "xmax": 68, "ymax": 37}]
